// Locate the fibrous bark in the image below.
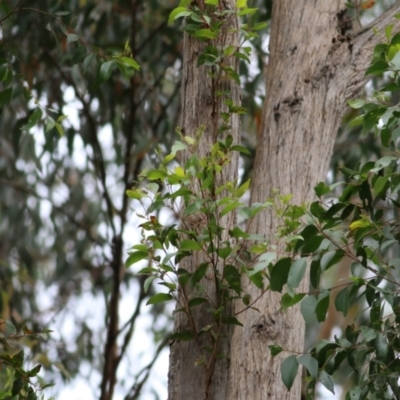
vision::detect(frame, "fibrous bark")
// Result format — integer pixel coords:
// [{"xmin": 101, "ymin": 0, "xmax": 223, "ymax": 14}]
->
[{"xmin": 229, "ymin": 2, "xmax": 400, "ymax": 399}]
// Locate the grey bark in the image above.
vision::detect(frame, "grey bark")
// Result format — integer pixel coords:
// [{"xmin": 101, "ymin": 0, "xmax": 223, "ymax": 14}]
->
[
  {"xmin": 168, "ymin": 1, "xmax": 240, "ymax": 399},
  {"xmin": 229, "ymin": 2, "xmax": 400, "ymax": 399},
  {"xmin": 168, "ymin": 1, "xmax": 400, "ymax": 399}
]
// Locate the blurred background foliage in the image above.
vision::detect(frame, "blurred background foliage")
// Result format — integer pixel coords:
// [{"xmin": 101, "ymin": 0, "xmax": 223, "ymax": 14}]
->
[{"xmin": 0, "ymin": 0, "xmax": 397, "ymax": 398}]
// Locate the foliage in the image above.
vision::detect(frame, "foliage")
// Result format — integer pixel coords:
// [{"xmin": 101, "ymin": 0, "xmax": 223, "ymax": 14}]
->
[
  {"xmin": 126, "ymin": 5, "xmax": 400, "ymax": 400},
  {"xmin": 0, "ymin": 316, "xmax": 53, "ymax": 399}
]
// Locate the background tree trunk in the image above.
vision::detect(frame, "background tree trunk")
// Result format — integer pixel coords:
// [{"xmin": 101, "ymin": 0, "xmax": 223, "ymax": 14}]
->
[{"xmin": 229, "ymin": 1, "xmax": 400, "ymax": 399}]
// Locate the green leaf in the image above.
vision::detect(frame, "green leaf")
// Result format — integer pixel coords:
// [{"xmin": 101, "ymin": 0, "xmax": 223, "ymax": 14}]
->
[
  {"xmin": 146, "ymin": 292, "xmax": 173, "ymax": 305},
  {"xmin": 180, "ymin": 239, "xmax": 201, "ymax": 251},
  {"xmin": 24, "ymin": 107, "xmax": 43, "ymax": 130},
  {"xmin": 238, "ymin": 7, "xmax": 258, "ymax": 16},
  {"xmin": 119, "ymin": 56, "xmax": 140, "ymax": 70},
  {"xmin": 236, "ymin": 0, "xmax": 247, "ymax": 8},
  {"xmin": 188, "ymin": 297, "xmax": 208, "ymax": 307},
  {"xmin": 281, "ymin": 293, "xmax": 306, "ymax": 310},
  {"xmin": 301, "ymin": 295, "xmax": 317, "ymax": 324},
  {"xmin": 347, "ymin": 98, "xmax": 365, "ymax": 109},
  {"xmin": 373, "ymin": 175, "xmax": 389, "ymax": 196},
  {"xmin": 320, "ymin": 250, "xmax": 344, "ymax": 272},
  {"xmin": 126, "ymin": 189, "xmax": 145, "ymax": 200},
  {"xmin": 205, "ymin": 0, "xmax": 218, "ymax": 4},
  {"xmin": 249, "ymin": 271, "xmax": 263, "ymax": 289},
  {"xmin": 192, "ymin": 263, "xmax": 209, "ymax": 283},
  {"xmin": 316, "ymin": 290, "xmax": 330, "ymax": 322},
  {"xmin": 268, "ymin": 345, "xmax": 283, "ymax": 356},
  {"xmin": 270, "ymin": 258, "xmax": 291, "ymax": 292},
  {"xmin": 168, "ymin": 7, "xmax": 191, "ymax": 25},
  {"xmin": 230, "ymin": 145, "xmax": 251, "ymax": 155},
  {"xmin": 365, "ymin": 60, "xmax": 389, "ymax": 76},
  {"xmin": 171, "ymin": 140, "xmax": 187, "ymax": 154},
  {"xmin": 229, "ymin": 226, "xmax": 249, "ymax": 238},
  {"xmin": 147, "ymin": 169, "xmax": 167, "ymax": 180},
  {"xmin": 5, "ymin": 320, "xmax": 16, "ymax": 336},
  {"xmin": 281, "ymin": 355, "xmax": 299, "ymax": 390},
  {"xmin": 359, "ymin": 326, "xmax": 376, "ymax": 342},
  {"xmin": 125, "ymin": 251, "xmax": 148, "ymax": 267},
  {"xmin": 170, "ymin": 330, "xmax": 195, "ymax": 341},
  {"xmin": 347, "ymin": 386, "xmax": 361, "ymax": 400},
  {"xmin": 27, "ymin": 364, "xmax": 42, "ymax": 377},
  {"xmin": 144, "ymin": 276, "xmax": 156, "ymax": 293},
  {"xmin": 287, "ymin": 258, "xmax": 307, "ymax": 289},
  {"xmin": 193, "ymin": 29, "xmax": 218, "ymax": 39},
  {"xmin": 334, "ymin": 287, "xmax": 349, "ymax": 316},
  {"xmin": 319, "ymin": 370, "xmax": 334, "ymax": 394},
  {"xmin": 374, "ymin": 332, "xmax": 388, "ymax": 360},
  {"xmin": 100, "ymin": 60, "xmax": 116, "ymax": 81},
  {"xmin": 314, "ymin": 182, "xmax": 331, "ymax": 198},
  {"xmin": 67, "ymin": 33, "xmax": 79, "ymax": 43},
  {"xmin": 298, "ymin": 354, "xmax": 318, "ymax": 379}
]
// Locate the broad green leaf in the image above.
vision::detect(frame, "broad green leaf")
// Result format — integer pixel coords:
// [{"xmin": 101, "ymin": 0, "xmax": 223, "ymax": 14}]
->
[
  {"xmin": 298, "ymin": 354, "xmax": 318, "ymax": 379},
  {"xmin": 125, "ymin": 251, "xmax": 148, "ymax": 267},
  {"xmin": 193, "ymin": 29, "xmax": 218, "ymax": 39},
  {"xmin": 347, "ymin": 98, "xmax": 365, "ymax": 109},
  {"xmin": 188, "ymin": 297, "xmax": 208, "ymax": 307},
  {"xmin": 230, "ymin": 145, "xmax": 251, "ymax": 155},
  {"xmin": 320, "ymin": 250, "xmax": 344, "ymax": 272},
  {"xmin": 192, "ymin": 263, "xmax": 209, "ymax": 283},
  {"xmin": 268, "ymin": 345, "xmax": 283, "ymax": 356},
  {"xmin": 24, "ymin": 107, "xmax": 43, "ymax": 130},
  {"xmin": 100, "ymin": 60, "xmax": 116, "ymax": 81},
  {"xmin": 0, "ymin": 87, "xmax": 12, "ymax": 107},
  {"xmin": 373, "ymin": 175, "xmax": 389, "ymax": 196},
  {"xmin": 146, "ymin": 292, "xmax": 173, "ymax": 305},
  {"xmin": 281, "ymin": 355, "xmax": 298, "ymax": 390},
  {"xmin": 126, "ymin": 189, "xmax": 145, "ymax": 200},
  {"xmin": 5, "ymin": 320, "xmax": 16, "ymax": 336},
  {"xmin": 235, "ymin": 179, "xmax": 250, "ymax": 197},
  {"xmin": 144, "ymin": 276, "xmax": 156, "ymax": 293},
  {"xmin": 168, "ymin": 7, "xmax": 191, "ymax": 25},
  {"xmin": 270, "ymin": 258, "xmax": 291, "ymax": 292},
  {"xmin": 360, "ymin": 326, "xmax": 376, "ymax": 342},
  {"xmin": 287, "ymin": 258, "xmax": 307, "ymax": 289},
  {"xmin": 316, "ymin": 290, "xmax": 330, "ymax": 322},
  {"xmin": 334, "ymin": 287, "xmax": 349, "ymax": 316},
  {"xmin": 347, "ymin": 387, "xmax": 361, "ymax": 400},
  {"xmin": 281, "ymin": 293, "xmax": 306, "ymax": 310},
  {"xmin": 319, "ymin": 370, "xmax": 334, "ymax": 394},
  {"xmin": 365, "ymin": 60, "xmax": 388, "ymax": 76},
  {"xmin": 238, "ymin": 7, "xmax": 258, "ymax": 16},
  {"xmin": 374, "ymin": 332, "xmax": 388, "ymax": 360},
  {"xmin": 67, "ymin": 33, "xmax": 79, "ymax": 43},
  {"xmin": 301, "ymin": 295, "xmax": 317, "ymax": 324},
  {"xmin": 236, "ymin": 0, "xmax": 247, "ymax": 8},
  {"xmin": 119, "ymin": 56, "xmax": 140, "ymax": 70},
  {"xmin": 228, "ymin": 226, "xmax": 249, "ymax": 238},
  {"xmin": 180, "ymin": 239, "xmax": 201, "ymax": 251}
]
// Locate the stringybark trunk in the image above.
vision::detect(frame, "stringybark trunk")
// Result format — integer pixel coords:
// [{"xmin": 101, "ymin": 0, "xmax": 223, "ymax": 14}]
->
[
  {"xmin": 168, "ymin": 1, "xmax": 240, "ymax": 399},
  {"xmin": 229, "ymin": 1, "xmax": 400, "ymax": 399}
]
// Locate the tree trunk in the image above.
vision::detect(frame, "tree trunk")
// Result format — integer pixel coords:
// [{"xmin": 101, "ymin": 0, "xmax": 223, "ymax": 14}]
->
[
  {"xmin": 229, "ymin": 1, "xmax": 400, "ymax": 399},
  {"xmin": 168, "ymin": 1, "xmax": 400, "ymax": 399},
  {"xmin": 168, "ymin": 1, "xmax": 240, "ymax": 399}
]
